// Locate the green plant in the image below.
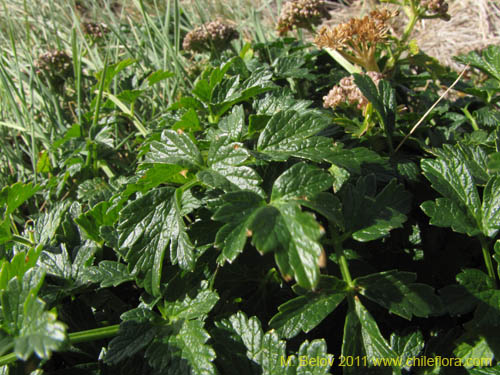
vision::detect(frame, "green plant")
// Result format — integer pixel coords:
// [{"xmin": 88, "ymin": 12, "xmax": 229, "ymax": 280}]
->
[{"xmin": 1, "ymin": 1, "xmax": 500, "ymax": 374}]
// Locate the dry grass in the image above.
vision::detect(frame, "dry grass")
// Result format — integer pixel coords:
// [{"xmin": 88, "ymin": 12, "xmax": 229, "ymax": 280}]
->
[{"xmin": 320, "ymin": 0, "xmax": 500, "ymax": 71}]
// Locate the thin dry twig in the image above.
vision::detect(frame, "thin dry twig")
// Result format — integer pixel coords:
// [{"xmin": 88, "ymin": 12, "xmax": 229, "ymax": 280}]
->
[{"xmin": 394, "ymin": 63, "xmax": 469, "ymax": 153}]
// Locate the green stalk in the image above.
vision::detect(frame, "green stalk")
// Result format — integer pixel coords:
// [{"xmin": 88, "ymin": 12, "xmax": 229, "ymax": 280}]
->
[
  {"xmin": 331, "ymin": 228, "xmax": 354, "ymax": 288},
  {"xmin": 0, "ymin": 325, "xmax": 120, "ymax": 366},
  {"xmin": 480, "ymin": 236, "xmax": 497, "ymax": 288}
]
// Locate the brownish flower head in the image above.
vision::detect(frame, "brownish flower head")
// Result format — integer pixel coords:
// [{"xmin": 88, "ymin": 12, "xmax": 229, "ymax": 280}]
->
[
  {"xmin": 182, "ymin": 20, "xmax": 239, "ymax": 53},
  {"xmin": 277, "ymin": 0, "xmax": 331, "ymax": 36},
  {"xmin": 323, "ymin": 71, "xmax": 383, "ymax": 110},
  {"xmin": 83, "ymin": 22, "xmax": 110, "ymax": 39},
  {"xmin": 34, "ymin": 50, "xmax": 73, "ymax": 84},
  {"xmin": 420, "ymin": 0, "xmax": 450, "ymax": 20},
  {"xmin": 314, "ymin": 9, "xmax": 397, "ymax": 51}
]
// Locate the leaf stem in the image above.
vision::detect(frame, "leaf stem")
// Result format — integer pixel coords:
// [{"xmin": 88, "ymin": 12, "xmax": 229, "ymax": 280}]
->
[
  {"xmin": 0, "ymin": 324, "xmax": 120, "ymax": 366},
  {"xmin": 480, "ymin": 236, "xmax": 498, "ymax": 288},
  {"xmin": 331, "ymin": 227, "xmax": 354, "ymax": 288}
]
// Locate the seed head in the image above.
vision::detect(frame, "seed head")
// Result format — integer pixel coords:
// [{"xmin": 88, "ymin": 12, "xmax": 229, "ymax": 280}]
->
[
  {"xmin": 420, "ymin": 0, "xmax": 450, "ymax": 20},
  {"xmin": 277, "ymin": 0, "xmax": 331, "ymax": 35},
  {"xmin": 323, "ymin": 71, "xmax": 383, "ymax": 110},
  {"xmin": 34, "ymin": 49, "xmax": 73, "ymax": 85},
  {"xmin": 182, "ymin": 20, "xmax": 239, "ymax": 53},
  {"xmin": 83, "ymin": 22, "xmax": 110, "ymax": 39},
  {"xmin": 315, "ymin": 9, "xmax": 396, "ymax": 51}
]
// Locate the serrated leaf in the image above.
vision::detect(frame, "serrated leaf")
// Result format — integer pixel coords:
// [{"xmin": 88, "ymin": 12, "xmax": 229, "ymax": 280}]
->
[
  {"xmin": 251, "ymin": 203, "xmax": 323, "ymax": 289},
  {"xmin": 271, "ymin": 162, "xmax": 334, "ymax": 202},
  {"xmin": 421, "ymin": 154, "xmax": 481, "ymax": 222},
  {"xmin": 455, "ymin": 45, "xmax": 500, "ymax": 82},
  {"xmin": 296, "ymin": 340, "xmax": 333, "ymax": 374},
  {"xmin": 15, "ymin": 296, "xmax": 66, "ymax": 360},
  {"xmin": 355, "ymin": 270, "xmax": 443, "ymax": 320},
  {"xmin": 421, "ymin": 198, "xmax": 480, "ymax": 236},
  {"xmin": 468, "ymin": 365, "xmax": 500, "ymax": 374},
  {"xmin": 106, "ymin": 320, "xmax": 156, "ymax": 364},
  {"xmin": 161, "ymin": 289, "xmax": 219, "ymax": 321},
  {"xmin": 257, "ymin": 110, "xmax": 331, "ymax": 160},
  {"xmin": 269, "ymin": 276, "xmax": 347, "ymax": 338},
  {"xmin": 75, "ymin": 201, "xmax": 117, "ymax": 243},
  {"xmin": 172, "ymin": 320, "xmax": 216, "ymax": 374},
  {"xmin": 341, "ymin": 307, "xmax": 365, "ymax": 375},
  {"xmin": 223, "ymin": 312, "xmax": 295, "ymax": 374},
  {"xmin": 454, "ymin": 333, "xmax": 495, "ymax": 369},
  {"xmin": 145, "ymin": 129, "xmax": 203, "ymax": 168},
  {"xmin": 341, "ymin": 176, "xmax": 411, "ymax": 242},
  {"xmin": 213, "ymin": 191, "xmax": 265, "ymax": 263},
  {"xmin": 218, "ymin": 105, "xmax": 246, "ymax": 141},
  {"xmin": 117, "ymin": 187, "xmax": 195, "ymax": 296},
  {"xmin": 80, "ymin": 260, "xmax": 133, "ymax": 288},
  {"xmin": 354, "ymin": 297, "xmax": 398, "ymax": 366},
  {"xmin": 0, "ymin": 182, "xmax": 40, "ymax": 217},
  {"xmin": 172, "ymin": 108, "xmax": 202, "ymax": 132},
  {"xmin": 481, "ymin": 176, "xmax": 500, "ymax": 237},
  {"xmin": 390, "ymin": 331, "xmax": 424, "ymax": 370}
]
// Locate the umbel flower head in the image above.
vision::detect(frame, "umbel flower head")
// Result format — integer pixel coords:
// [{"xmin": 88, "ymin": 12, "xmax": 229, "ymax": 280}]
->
[
  {"xmin": 182, "ymin": 20, "xmax": 239, "ymax": 53},
  {"xmin": 323, "ymin": 71, "xmax": 383, "ymax": 110},
  {"xmin": 277, "ymin": 0, "xmax": 331, "ymax": 35},
  {"xmin": 34, "ymin": 49, "xmax": 73, "ymax": 86},
  {"xmin": 314, "ymin": 9, "xmax": 398, "ymax": 72},
  {"xmin": 82, "ymin": 22, "xmax": 110, "ymax": 39},
  {"xmin": 420, "ymin": 0, "xmax": 450, "ymax": 20}
]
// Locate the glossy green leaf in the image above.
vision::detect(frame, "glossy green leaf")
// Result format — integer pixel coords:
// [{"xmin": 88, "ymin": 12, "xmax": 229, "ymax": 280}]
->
[
  {"xmin": 269, "ymin": 276, "xmax": 347, "ymax": 338},
  {"xmin": 80, "ymin": 260, "xmax": 133, "ymax": 288},
  {"xmin": 421, "ymin": 198, "xmax": 480, "ymax": 236},
  {"xmin": 0, "ymin": 182, "xmax": 40, "ymax": 217},
  {"xmin": 218, "ymin": 105, "xmax": 246, "ymax": 141},
  {"xmin": 105, "ymin": 321, "xmax": 156, "ymax": 364},
  {"xmin": 341, "ymin": 176, "xmax": 411, "ymax": 241},
  {"xmin": 15, "ymin": 295, "xmax": 67, "ymax": 360},
  {"xmin": 421, "ymin": 155, "xmax": 481, "ymax": 222},
  {"xmin": 454, "ymin": 333, "xmax": 495, "ymax": 369},
  {"xmin": 390, "ymin": 331, "xmax": 424, "ymax": 370},
  {"xmin": 354, "ymin": 297, "xmax": 398, "ymax": 366},
  {"xmin": 161, "ymin": 289, "xmax": 219, "ymax": 321},
  {"xmin": 146, "ymin": 129, "xmax": 203, "ymax": 169},
  {"xmin": 251, "ymin": 203, "xmax": 323, "ymax": 289},
  {"xmin": 355, "ymin": 270, "xmax": 443, "ymax": 319},
  {"xmin": 257, "ymin": 110, "xmax": 331, "ymax": 161},
  {"xmin": 271, "ymin": 162, "xmax": 334, "ymax": 202},
  {"xmin": 455, "ymin": 45, "xmax": 500, "ymax": 82},
  {"xmin": 481, "ymin": 176, "xmax": 500, "ymax": 237},
  {"xmin": 213, "ymin": 191, "xmax": 265, "ymax": 264},
  {"xmin": 172, "ymin": 108, "xmax": 202, "ymax": 132},
  {"xmin": 117, "ymin": 187, "xmax": 195, "ymax": 296},
  {"xmin": 296, "ymin": 340, "xmax": 334, "ymax": 374}
]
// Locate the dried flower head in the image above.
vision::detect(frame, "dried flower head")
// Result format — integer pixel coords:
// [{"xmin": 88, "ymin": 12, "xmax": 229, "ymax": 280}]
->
[
  {"xmin": 83, "ymin": 22, "xmax": 110, "ymax": 39},
  {"xmin": 323, "ymin": 71, "xmax": 383, "ymax": 110},
  {"xmin": 277, "ymin": 0, "xmax": 331, "ymax": 36},
  {"xmin": 34, "ymin": 49, "xmax": 73, "ymax": 86},
  {"xmin": 420, "ymin": 0, "xmax": 450, "ymax": 20},
  {"xmin": 182, "ymin": 20, "xmax": 239, "ymax": 53},
  {"xmin": 314, "ymin": 9, "xmax": 398, "ymax": 71}
]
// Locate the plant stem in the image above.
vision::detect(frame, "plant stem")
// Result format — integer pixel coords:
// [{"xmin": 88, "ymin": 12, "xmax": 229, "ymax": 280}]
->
[
  {"xmin": 0, "ymin": 324, "xmax": 120, "ymax": 366},
  {"xmin": 480, "ymin": 236, "xmax": 497, "ymax": 288},
  {"xmin": 331, "ymin": 227, "xmax": 354, "ymax": 288}
]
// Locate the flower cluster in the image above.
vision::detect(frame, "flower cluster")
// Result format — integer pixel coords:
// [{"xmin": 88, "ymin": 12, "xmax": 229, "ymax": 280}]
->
[
  {"xmin": 314, "ymin": 9, "xmax": 398, "ymax": 71},
  {"xmin": 182, "ymin": 20, "xmax": 239, "ymax": 53},
  {"xmin": 34, "ymin": 50, "xmax": 73, "ymax": 85},
  {"xmin": 420, "ymin": 0, "xmax": 450, "ymax": 20},
  {"xmin": 277, "ymin": 0, "xmax": 331, "ymax": 35},
  {"xmin": 83, "ymin": 22, "xmax": 110, "ymax": 39},
  {"xmin": 323, "ymin": 71, "xmax": 383, "ymax": 110}
]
